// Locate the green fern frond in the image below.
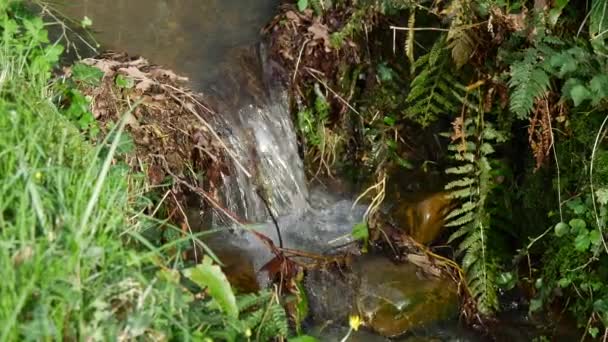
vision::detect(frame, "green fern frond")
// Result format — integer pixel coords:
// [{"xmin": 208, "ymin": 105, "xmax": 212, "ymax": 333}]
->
[
  {"xmin": 508, "ymin": 51, "xmax": 551, "ymax": 119},
  {"xmin": 405, "ymin": 37, "xmax": 467, "ymax": 126},
  {"xmin": 445, "ymin": 177, "xmax": 476, "ymax": 189},
  {"xmin": 445, "ymin": 164, "xmax": 475, "ymax": 174},
  {"xmin": 445, "ymin": 201, "xmax": 476, "ymax": 220},
  {"xmin": 445, "ymin": 211, "xmax": 475, "ymax": 227},
  {"xmin": 257, "ymin": 301, "xmax": 289, "ymax": 341},
  {"xmin": 448, "ymin": 224, "xmax": 471, "ymax": 242},
  {"xmin": 444, "ymin": 116, "xmax": 503, "ymax": 316}
]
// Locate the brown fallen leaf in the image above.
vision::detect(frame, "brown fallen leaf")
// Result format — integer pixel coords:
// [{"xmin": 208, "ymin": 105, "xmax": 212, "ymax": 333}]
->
[{"xmin": 307, "ymin": 20, "xmax": 332, "ymax": 49}]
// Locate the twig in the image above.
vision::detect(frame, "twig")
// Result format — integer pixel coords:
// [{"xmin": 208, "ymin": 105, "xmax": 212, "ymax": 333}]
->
[
  {"xmin": 171, "ymin": 192, "xmax": 199, "ymax": 263},
  {"xmin": 293, "ymin": 39, "xmax": 310, "ymax": 83},
  {"xmin": 390, "ymin": 25, "xmax": 450, "ymax": 32},
  {"xmin": 306, "ymin": 69, "xmax": 361, "ymax": 116},
  {"xmin": 589, "ymin": 113, "xmax": 608, "ymax": 255},
  {"xmin": 164, "ymin": 86, "xmax": 252, "ymax": 178},
  {"xmin": 256, "ymin": 188, "xmax": 284, "ymax": 249}
]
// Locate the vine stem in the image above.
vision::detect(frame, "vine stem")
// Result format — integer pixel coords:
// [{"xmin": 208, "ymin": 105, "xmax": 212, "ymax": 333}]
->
[{"xmin": 590, "ymin": 113, "xmax": 608, "ymax": 255}]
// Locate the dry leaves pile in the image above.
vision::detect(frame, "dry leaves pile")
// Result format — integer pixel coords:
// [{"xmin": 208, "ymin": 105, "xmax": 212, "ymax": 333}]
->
[
  {"xmin": 64, "ymin": 52, "xmax": 230, "ymax": 212},
  {"xmin": 263, "ymin": 4, "xmax": 360, "ymax": 87},
  {"xmin": 528, "ymin": 95, "xmax": 566, "ymax": 170}
]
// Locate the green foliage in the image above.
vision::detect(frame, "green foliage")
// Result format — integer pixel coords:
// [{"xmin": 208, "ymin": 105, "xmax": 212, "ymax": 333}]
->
[
  {"xmin": 0, "ymin": 2, "xmax": 288, "ymax": 340},
  {"xmin": 184, "ymin": 256, "xmax": 239, "ymax": 319},
  {"xmin": 406, "ymin": 37, "xmax": 468, "ymax": 127},
  {"xmin": 352, "ymin": 221, "xmax": 369, "ymax": 252},
  {"xmin": 298, "ymin": 0, "xmax": 309, "ymax": 11},
  {"xmin": 444, "ymin": 114, "xmax": 507, "ymax": 315},
  {"xmin": 297, "ymin": 90, "xmax": 330, "ymax": 148},
  {"xmin": 507, "ymin": 48, "xmax": 552, "ymax": 120},
  {"xmin": 330, "ymin": 6, "xmax": 372, "ymax": 47},
  {"xmin": 191, "ymin": 289, "xmax": 289, "ymax": 341},
  {"xmin": 71, "ymin": 63, "xmax": 104, "ymax": 86}
]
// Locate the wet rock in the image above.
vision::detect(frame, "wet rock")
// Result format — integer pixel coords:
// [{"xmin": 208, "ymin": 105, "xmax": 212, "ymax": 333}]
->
[
  {"xmin": 305, "ymin": 255, "xmax": 459, "ymax": 339},
  {"xmin": 354, "ymin": 256, "xmax": 459, "ymax": 337},
  {"xmin": 308, "ymin": 324, "xmax": 388, "ymax": 342},
  {"xmin": 390, "ymin": 192, "xmax": 454, "ymax": 244}
]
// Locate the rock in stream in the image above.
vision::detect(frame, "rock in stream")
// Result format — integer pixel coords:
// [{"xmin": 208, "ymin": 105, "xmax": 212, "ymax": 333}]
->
[{"xmin": 306, "ymin": 255, "xmax": 459, "ymax": 339}]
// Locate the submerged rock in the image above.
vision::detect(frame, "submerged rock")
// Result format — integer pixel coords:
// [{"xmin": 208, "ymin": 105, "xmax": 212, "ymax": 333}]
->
[
  {"xmin": 390, "ymin": 192, "xmax": 454, "ymax": 244},
  {"xmin": 306, "ymin": 255, "xmax": 459, "ymax": 339},
  {"xmin": 354, "ymin": 256, "xmax": 459, "ymax": 337}
]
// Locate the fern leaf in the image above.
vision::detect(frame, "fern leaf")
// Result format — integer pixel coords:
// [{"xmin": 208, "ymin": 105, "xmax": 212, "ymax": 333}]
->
[
  {"xmin": 405, "ymin": 36, "xmax": 467, "ymax": 126},
  {"xmin": 508, "ymin": 54, "xmax": 551, "ymax": 119},
  {"xmin": 445, "ymin": 177, "xmax": 476, "ymax": 189},
  {"xmin": 448, "ymin": 224, "xmax": 471, "ymax": 243},
  {"xmin": 449, "ymin": 187, "xmax": 476, "ymax": 199},
  {"xmin": 443, "ymin": 116, "xmax": 502, "ymax": 316},
  {"xmin": 445, "ymin": 164, "xmax": 475, "ymax": 174},
  {"xmin": 445, "ymin": 211, "xmax": 475, "ymax": 227},
  {"xmin": 448, "ymin": 19, "xmax": 476, "ymax": 68},
  {"xmin": 445, "ymin": 201, "xmax": 476, "ymax": 220}
]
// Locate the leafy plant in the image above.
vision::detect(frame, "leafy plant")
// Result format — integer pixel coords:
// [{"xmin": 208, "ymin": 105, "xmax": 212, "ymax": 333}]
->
[
  {"xmin": 405, "ymin": 37, "xmax": 468, "ymax": 127},
  {"xmin": 444, "ymin": 113, "xmax": 507, "ymax": 315}
]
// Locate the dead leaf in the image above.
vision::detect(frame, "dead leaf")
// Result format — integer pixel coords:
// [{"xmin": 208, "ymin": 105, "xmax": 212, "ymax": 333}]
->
[
  {"xmin": 119, "ymin": 66, "xmax": 149, "ymax": 80},
  {"xmin": 308, "ymin": 21, "xmax": 331, "ymax": 49}
]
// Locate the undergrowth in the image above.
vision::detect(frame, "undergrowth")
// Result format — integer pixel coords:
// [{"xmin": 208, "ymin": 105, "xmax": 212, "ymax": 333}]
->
[
  {"xmin": 275, "ymin": 0, "xmax": 608, "ymax": 337},
  {"xmin": 0, "ymin": 1, "xmax": 289, "ymax": 340}
]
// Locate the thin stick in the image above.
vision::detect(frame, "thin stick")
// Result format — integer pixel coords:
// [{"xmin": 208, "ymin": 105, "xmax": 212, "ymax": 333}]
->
[
  {"xmin": 589, "ymin": 113, "xmax": 608, "ymax": 255},
  {"xmin": 256, "ymin": 188, "xmax": 284, "ymax": 249},
  {"xmin": 171, "ymin": 192, "xmax": 199, "ymax": 263},
  {"xmin": 390, "ymin": 25, "xmax": 450, "ymax": 32},
  {"xmin": 306, "ymin": 69, "xmax": 361, "ymax": 116},
  {"xmin": 164, "ymin": 86, "xmax": 252, "ymax": 178},
  {"xmin": 293, "ymin": 39, "xmax": 310, "ymax": 83}
]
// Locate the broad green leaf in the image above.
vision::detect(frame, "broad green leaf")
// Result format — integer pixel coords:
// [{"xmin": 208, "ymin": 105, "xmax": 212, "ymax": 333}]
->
[
  {"xmin": 590, "ymin": 229, "xmax": 602, "ymax": 246},
  {"xmin": 575, "ymin": 231, "xmax": 591, "ymax": 251},
  {"xmin": 297, "ymin": 0, "xmax": 309, "ymax": 11},
  {"xmin": 596, "ymin": 188, "xmax": 608, "ymax": 205},
  {"xmin": 497, "ymin": 272, "xmax": 516, "ymax": 290},
  {"xmin": 558, "ymin": 277, "xmax": 572, "ymax": 288},
  {"xmin": 378, "ymin": 63, "xmax": 394, "ymax": 82},
  {"xmin": 594, "ymin": 299, "xmax": 608, "ymax": 325},
  {"xmin": 383, "ymin": 116, "xmax": 396, "ymax": 126},
  {"xmin": 554, "ymin": 222, "xmax": 569, "ymax": 237},
  {"xmin": 569, "ymin": 218, "xmax": 587, "ymax": 231},
  {"xmin": 548, "ymin": 0, "xmax": 569, "ymax": 26},
  {"xmin": 352, "ymin": 221, "xmax": 369, "ymax": 241},
  {"xmin": 72, "ymin": 63, "xmax": 104, "ymax": 86},
  {"xmin": 570, "ymin": 84, "xmax": 592, "ymax": 106},
  {"xmin": 184, "ymin": 256, "xmax": 238, "ymax": 318},
  {"xmin": 289, "ymin": 336, "xmax": 319, "ymax": 342},
  {"xmin": 529, "ymin": 298, "xmax": 543, "ymax": 312},
  {"xmin": 115, "ymin": 74, "xmax": 135, "ymax": 89}
]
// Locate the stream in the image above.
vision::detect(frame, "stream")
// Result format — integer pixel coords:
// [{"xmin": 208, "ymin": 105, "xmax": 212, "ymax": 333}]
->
[{"xmin": 57, "ymin": 1, "xmax": 575, "ymax": 341}]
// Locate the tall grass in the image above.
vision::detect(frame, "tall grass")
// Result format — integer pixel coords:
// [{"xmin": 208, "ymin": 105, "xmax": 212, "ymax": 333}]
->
[
  {"xmin": 0, "ymin": 2, "xmax": 196, "ymax": 339},
  {"xmin": 0, "ymin": 2, "xmax": 293, "ymax": 341}
]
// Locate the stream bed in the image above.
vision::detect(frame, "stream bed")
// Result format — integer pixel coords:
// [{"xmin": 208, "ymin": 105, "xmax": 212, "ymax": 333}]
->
[{"xmin": 57, "ymin": 1, "xmax": 577, "ymax": 341}]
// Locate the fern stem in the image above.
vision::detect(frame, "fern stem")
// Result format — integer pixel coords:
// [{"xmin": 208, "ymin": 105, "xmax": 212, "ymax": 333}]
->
[
  {"xmin": 390, "ymin": 26, "xmax": 449, "ymax": 32},
  {"xmin": 589, "ymin": 112, "xmax": 608, "ymax": 255}
]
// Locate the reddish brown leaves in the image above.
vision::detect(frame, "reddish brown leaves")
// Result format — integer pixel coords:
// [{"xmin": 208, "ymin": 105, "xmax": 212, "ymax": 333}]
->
[{"xmin": 528, "ymin": 96, "xmax": 565, "ymax": 171}]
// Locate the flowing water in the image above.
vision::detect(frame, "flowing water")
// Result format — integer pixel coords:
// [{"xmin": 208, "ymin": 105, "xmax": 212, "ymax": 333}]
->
[{"xmin": 58, "ymin": 1, "xmax": 564, "ymax": 340}]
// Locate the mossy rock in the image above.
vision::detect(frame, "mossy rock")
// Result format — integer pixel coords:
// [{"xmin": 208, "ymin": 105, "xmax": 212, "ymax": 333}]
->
[
  {"xmin": 389, "ymin": 192, "xmax": 453, "ymax": 244},
  {"xmin": 353, "ymin": 256, "xmax": 458, "ymax": 338}
]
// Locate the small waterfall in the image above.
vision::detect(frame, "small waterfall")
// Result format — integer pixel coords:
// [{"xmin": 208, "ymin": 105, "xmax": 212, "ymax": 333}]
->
[
  {"xmin": 213, "ymin": 45, "xmax": 309, "ymax": 224},
  {"xmin": 203, "ymin": 45, "xmax": 365, "ymax": 274}
]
